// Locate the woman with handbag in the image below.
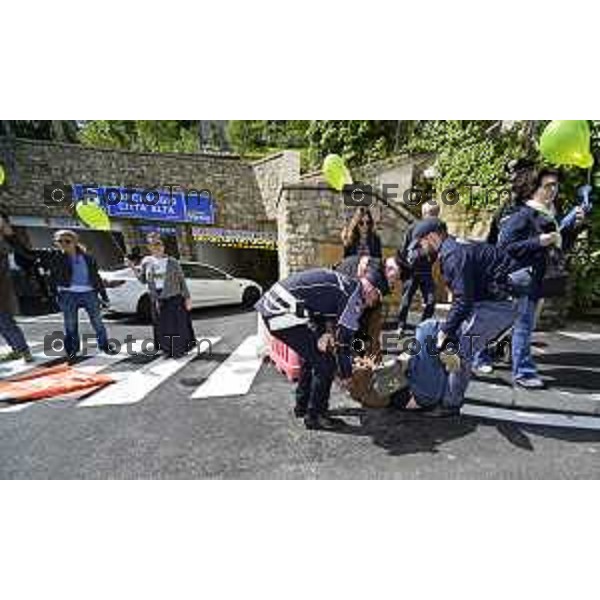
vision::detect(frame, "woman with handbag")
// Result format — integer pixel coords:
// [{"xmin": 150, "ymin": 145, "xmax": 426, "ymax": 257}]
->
[{"xmin": 498, "ymin": 168, "xmax": 587, "ymax": 389}]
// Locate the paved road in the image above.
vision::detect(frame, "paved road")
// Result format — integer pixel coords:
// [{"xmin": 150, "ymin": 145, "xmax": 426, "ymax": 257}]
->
[{"xmin": 0, "ymin": 308, "xmax": 599, "ymax": 479}]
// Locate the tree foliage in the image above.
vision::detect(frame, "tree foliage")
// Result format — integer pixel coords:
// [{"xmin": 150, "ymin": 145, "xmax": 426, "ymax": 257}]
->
[
  {"xmin": 79, "ymin": 120, "xmax": 199, "ymax": 153},
  {"xmin": 227, "ymin": 120, "xmax": 310, "ymax": 161}
]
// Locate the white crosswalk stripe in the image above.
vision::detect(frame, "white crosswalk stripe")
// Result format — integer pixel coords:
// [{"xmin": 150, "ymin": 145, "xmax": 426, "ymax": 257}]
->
[
  {"xmin": 0, "ymin": 334, "xmax": 269, "ymax": 414},
  {"xmin": 79, "ymin": 336, "xmax": 222, "ymax": 408},
  {"xmin": 191, "ymin": 335, "xmax": 263, "ymax": 399},
  {"xmin": 0, "ymin": 341, "xmax": 148, "ymax": 413}
]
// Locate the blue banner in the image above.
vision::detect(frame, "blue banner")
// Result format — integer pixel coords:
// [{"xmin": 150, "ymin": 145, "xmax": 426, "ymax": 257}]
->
[{"xmin": 72, "ymin": 185, "xmax": 215, "ymax": 224}]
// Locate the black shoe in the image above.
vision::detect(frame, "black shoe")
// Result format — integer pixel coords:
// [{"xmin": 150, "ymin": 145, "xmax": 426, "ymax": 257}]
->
[
  {"xmin": 304, "ymin": 414, "xmax": 345, "ymax": 430},
  {"xmin": 293, "ymin": 405, "xmax": 308, "ymax": 418}
]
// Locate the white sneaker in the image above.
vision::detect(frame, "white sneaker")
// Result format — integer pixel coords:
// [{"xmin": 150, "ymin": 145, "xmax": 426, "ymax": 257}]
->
[{"xmin": 473, "ymin": 364, "xmax": 493, "ymax": 375}]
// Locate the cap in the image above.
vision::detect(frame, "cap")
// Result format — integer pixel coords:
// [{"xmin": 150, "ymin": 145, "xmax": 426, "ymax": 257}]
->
[{"xmin": 411, "ymin": 217, "xmax": 447, "ymax": 241}]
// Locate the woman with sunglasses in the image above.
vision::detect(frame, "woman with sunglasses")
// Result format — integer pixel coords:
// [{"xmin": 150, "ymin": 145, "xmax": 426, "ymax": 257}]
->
[
  {"xmin": 0, "ymin": 226, "xmax": 111, "ymax": 362},
  {"xmin": 128, "ymin": 234, "xmax": 196, "ymax": 359},
  {"xmin": 341, "ymin": 207, "xmax": 382, "ymax": 259}
]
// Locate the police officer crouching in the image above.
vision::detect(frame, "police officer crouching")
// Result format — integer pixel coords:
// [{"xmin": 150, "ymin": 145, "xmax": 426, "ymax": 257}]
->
[{"xmin": 255, "ymin": 261, "xmax": 387, "ymax": 430}]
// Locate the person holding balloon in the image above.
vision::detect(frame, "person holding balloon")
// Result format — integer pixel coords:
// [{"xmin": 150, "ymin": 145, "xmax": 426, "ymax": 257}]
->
[
  {"xmin": 127, "ymin": 234, "xmax": 196, "ymax": 359},
  {"xmin": 498, "ymin": 168, "xmax": 589, "ymax": 389},
  {"xmin": 0, "ymin": 225, "xmax": 112, "ymax": 362}
]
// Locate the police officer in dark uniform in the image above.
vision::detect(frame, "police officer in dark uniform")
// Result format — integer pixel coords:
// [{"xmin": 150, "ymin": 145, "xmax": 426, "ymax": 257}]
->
[
  {"xmin": 409, "ymin": 218, "xmax": 522, "ymax": 409},
  {"xmin": 255, "ymin": 263, "xmax": 386, "ymax": 430}
]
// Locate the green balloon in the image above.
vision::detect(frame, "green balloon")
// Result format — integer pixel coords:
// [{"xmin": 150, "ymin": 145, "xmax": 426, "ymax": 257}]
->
[
  {"xmin": 539, "ymin": 120, "xmax": 594, "ymax": 169},
  {"xmin": 75, "ymin": 201, "xmax": 111, "ymax": 231},
  {"xmin": 0, "ymin": 164, "xmax": 5, "ymax": 186},
  {"xmin": 322, "ymin": 154, "xmax": 353, "ymax": 191}
]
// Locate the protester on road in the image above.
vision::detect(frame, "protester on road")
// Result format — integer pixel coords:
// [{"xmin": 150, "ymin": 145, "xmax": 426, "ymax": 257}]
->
[
  {"xmin": 128, "ymin": 234, "xmax": 196, "ymax": 359},
  {"xmin": 498, "ymin": 168, "xmax": 587, "ymax": 389},
  {"xmin": 341, "ymin": 207, "xmax": 383, "ymax": 259},
  {"xmin": 0, "ymin": 211, "xmax": 33, "ymax": 363},
  {"xmin": 255, "ymin": 260, "xmax": 387, "ymax": 430}
]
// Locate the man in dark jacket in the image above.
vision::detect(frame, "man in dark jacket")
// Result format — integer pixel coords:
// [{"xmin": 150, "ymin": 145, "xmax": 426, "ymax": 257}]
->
[
  {"xmin": 498, "ymin": 168, "xmax": 586, "ymax": 389},
  {"xmin": 395, "ymin": 202, "xmax": 439, "ymax": 334},
  {"xmin": 256, "ymin": 263, "xmax": 387, "ymax": 430},
  {"xmin": 1, "ymin": 223, "xmax": 111, "ymax": 361},
  {"xmin": 0, "ymin": 211, "xmax": 33, "ymax": 362}
]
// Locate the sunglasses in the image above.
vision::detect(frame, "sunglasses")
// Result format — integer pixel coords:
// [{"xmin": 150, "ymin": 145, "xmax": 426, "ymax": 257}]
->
[{"xmin": 55, "ymin": 238, "xmax": 74, "ymax": 245}]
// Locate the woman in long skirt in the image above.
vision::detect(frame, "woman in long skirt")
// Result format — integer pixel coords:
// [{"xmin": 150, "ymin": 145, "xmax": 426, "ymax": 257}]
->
[{"xmin": 128, "ymin": 235, "xmax": 196, "ymax": 358}]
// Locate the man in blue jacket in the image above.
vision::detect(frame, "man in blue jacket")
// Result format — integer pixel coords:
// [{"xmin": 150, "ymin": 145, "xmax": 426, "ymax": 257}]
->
[
  {"xmin": 498, "ymin": 168, "xmax": 587, "ymax": 389},
  {"xmin": 256, "ymin": 261, "xmax": 386, "ymax": 430},
  {"xmin": 392, "ymin": 218, "xmax": 521, "ymax": 411}
]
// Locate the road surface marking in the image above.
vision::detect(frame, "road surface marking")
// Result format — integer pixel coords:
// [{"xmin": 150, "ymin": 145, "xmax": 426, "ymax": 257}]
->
[
  {"xmin": 462, "ymin": 403, "xmax": 600, "ymax": 431},
  {"xmin": 557, "ymin": 331, "xmax": 600, "ymax": 342},
  {"xmin": 0, "ymin": 342, "xmax": 146, "ymax": 413},
  {"xmin": 191, "ymin": 335, "xmax": 263, "ymax": 399},
  {"xmin": 79, "ymin": 337, "xmax": 221, "ymax": 407}
]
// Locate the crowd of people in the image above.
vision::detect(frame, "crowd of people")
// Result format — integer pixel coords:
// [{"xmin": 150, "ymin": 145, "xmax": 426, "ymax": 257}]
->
[
  {"xmin": 0, "ymin": 161, "xmax": 590, "ymax": 427},
  {"xmin": 256, "ymin": 160, "xmax": 589, "ymax": 430},
  {"xmin": 0, "ymin": 214, "xmax": 197, "ymax": 364}
]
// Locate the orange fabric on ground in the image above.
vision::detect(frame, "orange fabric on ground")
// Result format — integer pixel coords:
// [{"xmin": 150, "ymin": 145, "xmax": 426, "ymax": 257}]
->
[{"xmin": 0, "ymin": 366, "xmax": 114, "ymax": 403}]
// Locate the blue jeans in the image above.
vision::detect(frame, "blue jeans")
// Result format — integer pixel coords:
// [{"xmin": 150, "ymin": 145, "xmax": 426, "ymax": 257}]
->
[
  {"xmin": 408, "ymin": 300, "xmax": 517, "ymax": 408},
  {"xmin": 57, "ymin": 291, "xmax": 109, "ymax": 358},
  {"xmin": 511, "ymin": 296, "xmax": 538, "ymax": 381},
  {"xmin": 0, "ymin": 312, "xmax": 29, "ymax": 353}
]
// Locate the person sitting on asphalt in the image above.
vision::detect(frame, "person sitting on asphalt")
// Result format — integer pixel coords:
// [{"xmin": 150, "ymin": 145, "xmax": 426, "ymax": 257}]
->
[
  {"xmin": 497, "ymin": 168, "xmax": 588, "ymax": 389},
  {"xmin": 394, "ymin": 201, "xmax": 439, "ymax": 336},
  {"xmin": 374, "ymin": 218, "xmax": 526, "ymax": 415},
  {"xmin": 255, "ymin": 260, "xmax": 387, "ymax": 430}
]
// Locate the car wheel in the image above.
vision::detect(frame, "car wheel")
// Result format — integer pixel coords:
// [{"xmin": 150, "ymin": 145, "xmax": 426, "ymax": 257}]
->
[
  {"xmin": 137, "ymin": 294, "xmax": 153, "ymax": 323},
  {"xmin": 241, "ymin": 286, "xmax": 261, "ymax": 309}
]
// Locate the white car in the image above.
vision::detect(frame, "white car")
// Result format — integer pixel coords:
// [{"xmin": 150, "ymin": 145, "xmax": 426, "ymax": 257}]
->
[{"xmin": 100, "ymin": 262, "xmax": 263, "ymax": 321}]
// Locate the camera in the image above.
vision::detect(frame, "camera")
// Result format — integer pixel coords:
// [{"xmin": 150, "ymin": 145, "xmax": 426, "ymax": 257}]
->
[
  {"xmin": 350, "ymin": 332, "xmax": 374, "ymax": 358},
  {"xmin": 43, "ymin": 181, "xmax": 73, "ymax": 208},
  {"xmin": 43, "ymin": 331, "xmax": 65, "ymax": 357},
  {"xmin": 343, "ymin": 183, "xmax": 373, "ymax": 207}
]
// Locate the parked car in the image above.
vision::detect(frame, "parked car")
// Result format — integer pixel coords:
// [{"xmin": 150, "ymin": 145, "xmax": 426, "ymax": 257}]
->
[{"xmin": 100, "ymin": 262, "xmax": 263, "ymax": 321}]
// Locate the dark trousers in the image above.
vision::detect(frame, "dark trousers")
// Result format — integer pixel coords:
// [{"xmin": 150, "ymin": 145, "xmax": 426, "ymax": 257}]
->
[
  {"xmin": 57, "ymin": 291, "xmax": 109, "ymax": 357},
  {"xmin": 0, "ymin": 312, "xmax": 29, "ymax": 353},
  {"xmin": 398, "ymin": 273, "xmax": 435, "ymax": 328},
  {"xmin": 270, "ymin": 324, "xmax": 336, "ymax": 418}
]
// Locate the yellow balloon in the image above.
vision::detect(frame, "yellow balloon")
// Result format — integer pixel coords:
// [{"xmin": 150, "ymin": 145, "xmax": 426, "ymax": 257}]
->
[
  {"xmin": 322, "ymin": 154, "xmax": 353, "ymax": 191},
  {"xmin": 75, "ymin": 201, "xmax": 111, "ymax": 231},
  {"xmin": 0, "ymin": 163, "xmax": 5, "ymax": 186},
  {"xmin": 539, "ymin": 120, "xmax": 594, "ymax": 169}
]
